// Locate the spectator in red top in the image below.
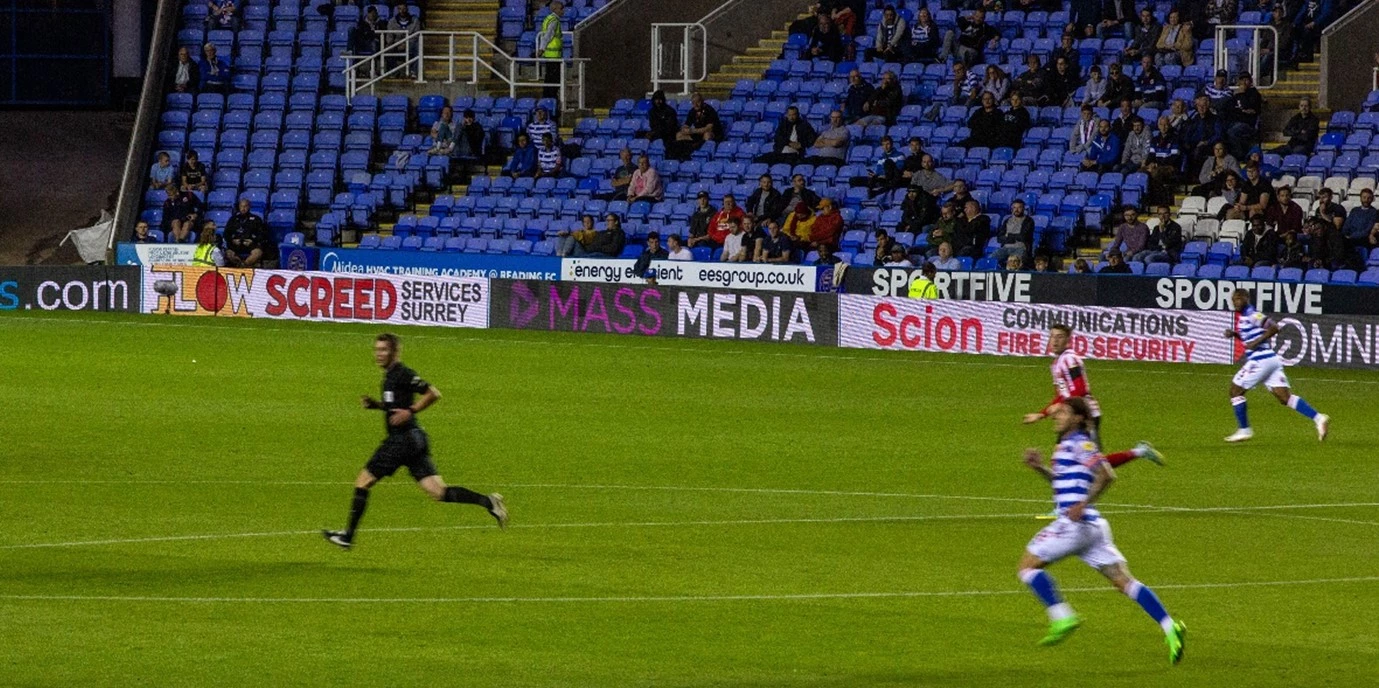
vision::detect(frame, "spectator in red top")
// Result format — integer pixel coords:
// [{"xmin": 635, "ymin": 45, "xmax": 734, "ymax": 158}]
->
[
  {"xmin": 811, "ymin": 198, "xmax": 843, "ymax": 252},
  {"xmin": 707, "ymin": 194, "xmax": 745, "ymax": 247}
]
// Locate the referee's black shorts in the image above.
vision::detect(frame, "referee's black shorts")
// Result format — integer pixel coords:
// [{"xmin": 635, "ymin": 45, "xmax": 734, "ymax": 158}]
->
[{"xmin": 365, "ymin": 428, "xmax": 438, "ymax": 481}]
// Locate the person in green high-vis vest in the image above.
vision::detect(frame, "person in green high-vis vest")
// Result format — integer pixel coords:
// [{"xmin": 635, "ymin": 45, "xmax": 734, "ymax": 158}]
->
[{"xmin": 538, "ymin": 1, "xmax": 565, "ymax": 110}]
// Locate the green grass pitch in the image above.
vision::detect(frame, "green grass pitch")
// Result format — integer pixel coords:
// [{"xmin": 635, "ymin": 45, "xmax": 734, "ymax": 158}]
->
[{"xmin": 2, "ymin": 312, "xmax": 1377, "ymax": 687}]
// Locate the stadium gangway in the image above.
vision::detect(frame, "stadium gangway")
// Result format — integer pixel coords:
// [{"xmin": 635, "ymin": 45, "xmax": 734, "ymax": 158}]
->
[
  {"xmin": 343, "ymin": 30, "xmax": 588, "ymax": 109},
  {"xmin": 650, "ymin": 22, "xmax": 707, "ymax": 97},
  {"xmin": 1214, "ymin": 24, "xmax": 1281, "ymax": 90}
]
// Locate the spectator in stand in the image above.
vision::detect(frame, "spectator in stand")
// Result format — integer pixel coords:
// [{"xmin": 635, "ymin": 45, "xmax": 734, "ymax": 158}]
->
[
  {"xmin": 780, "ymin": 174, "xmax": 821, "ymax": 221},
  {"xmin": 428, "ymin": 106, "xmax": 456, "ymax": 156},
  {"xmin": 905, "ymin": 7, "xmax": 943, "ymax": 63},
  {"xmin": 909, "ymin": 153, "xmax": 956, "ymax": 196},
  {"xmin": 556, "ymin": 214, "xmax": 596, "ymax": 256},
  {"xmin": 720, "ymin": 215, "xmax": 749, "ymax": 262},
  {"xmin": 626, "ymin": 154, "xmax": 662, "ymax": 203},
  {"xmin": 755, "ymin": 219, "xmax": 793, "ymax": 264},
  {"xmin": 900, "ymin": 185, "xmax": 938, "ymax": 235},
  {"xmin": 1014, "ymin": 54, "xmax": 1051, "ymax": 105},
  {"xmin": 900, "ymin": 136, "xmax": 928, "ymax": 185},
  {"xmin": 1201, "ymin": 71, "xmax": 1234, "ymax": 115},
  {"xmin": 1069, "ymin": 105, "xmax": 1098, "ymax": 154},
  {"xmin": 1004, "ymin": 253, "xmax": 1026, "ymax": 271},
  {"xmin": 1308, "ymin": 215, "xmax": 1348, "ymax": 270},
  {"xmin": 525, "ymin": 106, "xmax": 558, "ymax": 147},
  {"xmin": 605, "ymin": 148, "xmax": 635, "ymax": 200},
  {"xmin": 1200, "ymin": 0, "xmax": 1239, "ymax": 38},
  {"xmin": 1195, "ymin": 142, "xmax": 1239, "ymax": 196},
  {"xmin": 981, "ymin": 65, "xmax": 1010, "ymax": 104},
  {"xmin": 811, "ymin": 198, "xmax": 844, "ymax": 252},
  {"xmin": 1123, "ymin": 8, "xmax": 1160, "ymax": 62},
  {"xmin": 925, "ymin": 202, "xmax": 959, "ymax": 256},
  {"xmin": 169, "ymin": 46, "xmax": 200, "ymax": 95},
  {"xmin": 1267, "ymin": 185, "xmax": 1304, "ymax": 237},
  {"xmin": 868, "ymin": 5, "xmax": 908, "ymax": 62},
  {"xmin": 1312, "ymin": 187, "xmax": 1346, "ymax": 232},
  {"xmin": 150, "ymin": 151, "xmax": 176, "ymax": 189},
  {"xmin": 1240, "ymin": 214, "xmax": 1279, "ymax": 267},
  {"xmin": 990, "ymin": 199, "xmax": 1035, "ymax": 269},
  {"xmin": 502, "ymin": 133, "xmax": 537, "ymax": 178},
  {"xmin": 584, "ymin": 213, "xmax": 627, "ymax": 257},
  {"xmin": 1342, "ymin": 187, "xmax": 1377, "ymax": 249},
  {"xmin": 1292, "ymin": 0, "xmax": 1334, "ymax": 65},
  {"xmin": 666, "ymin": 234, "xmax": 692, "ymax": 261},
  {"xmin": 1045, "ymin": 56, "xmax": 1081, "ymax": 107},
  {"xmin": 1367, "ymin": 222, "xmax": 1379, "ymax": 253},
  {"xmin": 806, "ymin": 13, "xmax": 844, "ymax": 62},
  {"xmin": 949, "ymin": 179, "xmax": 976, "ymax": 210},
  {"xmin": 631, "ymin": 232, "xmax": 668, "ymax": 280},
  {"xmin": 783, "ymin": 202, "xmax": 815, "ymax": 248},
  {"xmin": 198, "ymin": 43, "xmax": 231, "ymax": 95},
  {"xmin": 1081, "ymin": 119, "xmax": 1122, "ymax": 173},
  {"xmin": 946, "ymin": 61, "xmax": 984, "ymax": 117},
  {"xmin": 1279, "ymin": 97, "xmax": 1320, "ymax": 156},
  {"xmin": 1135, "ymin": 56, "xmax": 1169, "ymax": 109},
  {"xmin": 746, "ymin": 174, "xmax": 784, "ymax": 224},
  {"xmin": 453, "ymin": 109, "xmax": 486, "ymax": 170},
  {"xmin": 1145, "ymin": 117, "xmax": 1182, "ymax": 205},
  {"xmin": 388, "ymin": 4, "xmax": 421, "ymax": 77},
  {"xmin": 1246, "ymin": 145, "xmax": 1279, "ymax": 179},
  {"xmin": 1074, "ymin": 258, "xmax": 1093, "ymax": 273},
  {"xmin": 931, "ymin": 241, "xmax": 962, "ymax": 270},
  {"xmin": 873, "ymin": 228, "xmax": 895, "ymax": 264},
  {"xmin": 164, "ymin": 184, "xmax": 204, "ymax": 244},
  {"xmin": 758, "ymin": 106, "xmax": 816, "ymax": 165},
  {"xmin": 826, "ymin": 0, "xmax": 859, "ymax": 38},
  {"xmin": 1217, "ymin": 172, "xmax": 1245, "ymax": 219},
  {"xmin": 1165, "ymin": 98, "xmax": 1190, "ymax": 131},
  {"xmin": 132, "ymin": 220, "xmax": 156, "ymax": 244},
  {"xmin": 179, "ymin": 150, "xmax": 208, "ymax": 193},
  {"xmin": 205, "ymin": 0, "xmax": 239, "ymax": 31},
  {"xmin": 1225, "ymin": 73, "xmax": 1263, "ymax": 160},
  {"xmin": 953, "ymin": 199, "xmax": 992, "ymax": 259},
  {"xmin": 1119, "ymin": 116, "xmax": 1150, "ymax": 174},
  {"xmin": 842, "ymin": 70, "xmax": 875, "ymax": 123},
  {"xmin": 535, "ymin": 132, "xmax": 563, "ymax": 178},
  {"xmin": 1098, "ymin": 0, "xmax": 1136, "ymax": 39},
  {"xmin": 1050, "ymin": 32, "xmax": 1080, "ymax": 66},
  {"xmin": 1237, "ymin": 162, "xmax": 1273, "ymax": 218},
  {"xmin": 350, "ymin": 6, "xmax": 382, "ymax": 55},
  {"xmin": 851, "ymin": 135, "xmax": 906, "ymax": 196},
  {"xmin": 707, "ymin": 194, "xmax": 745, "ymax": 248},
  {"xmin": 807, "ymin": 110, "xmax": 850, "ymax": 166},
  {"xmin": 1155, "ymin": 9, "xmax": 1195, "ymax": 66},
  {"xmin": 962, "ymin": 92, "xmax": 1004, "ymax": 148},
  {"xmin": 1277, "ymin": 226, "xmax": 1309, "ymax": 269},
  {"xmin": 884, "ymin": 244, "xmax": 915, "ymax": 267},
  {"xmin": 687, "ymin": 191, "xmax": 717, "ymax": 250},
  {"xmin": 679, "ymin": 93, "xmax": 722, "ymax": 151},
  {"xmin": 1261, "ymin": 5, "xmax": 1294, "ymax": 73},
  {"xmin": 1108, "ymin": 98, "xmax": 1138, "ymax": 141},
  {"xmin": 1107, "ymin": 207, "xmax": 1150, "ymax": 261},
  {"xmin": 1081, "ymin": 65, "xmax": 1107, "ymax": 108},
  {"xmin": 646, "ymin": 90, "xmax": 680, "ymax": 154},
  {"xmin": 858, "ymin": 71, "xmax": 904, "ymax": 127},
  {"xmin": 1141, "ymin": 205, "xmax": 1184, "ymax": 263},
  {"xmin": 1100, "ymin": 249, "xmax": 1133, "ymax": 273},
  {"xmin": 1183, "ymin": 95, "xmax": 1223, "ymax": 173},
  {"xmin": 943, "ymin": 9, "xmax": 1000, "ymax": 66},
  {"xmin": 1098, "ymin": 63, "xmax": 1134, "ymax": 109},
  {"xmin": 816, "ymin": 244, "xmax": 843, "ymax": 266},
  {"xmin": 225, "ymin": 198, "xmax": 273, "ymax": 267}
]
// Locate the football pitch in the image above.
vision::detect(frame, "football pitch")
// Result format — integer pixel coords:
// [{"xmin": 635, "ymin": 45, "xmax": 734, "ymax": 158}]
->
[{"xmin": 2, "ymin": 312, "xmax": 1377, "ymax": 687}]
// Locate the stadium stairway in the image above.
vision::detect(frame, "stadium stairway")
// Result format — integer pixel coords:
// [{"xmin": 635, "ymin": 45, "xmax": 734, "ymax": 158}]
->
[
  {"xmin": 694, "ymin": 25, "xmax": 797, "ymax": 101},
  {"xmin": 379, "ymin": 0, "xmax": 506, "ymax": 88}
]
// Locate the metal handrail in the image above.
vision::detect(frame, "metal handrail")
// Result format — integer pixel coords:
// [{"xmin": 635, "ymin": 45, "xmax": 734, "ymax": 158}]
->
[
  {"xmin": 651, "ymin": 23, "xmax": 708, "ymax": 96},
  {"xmin": 342, "ymin": 29, "xmax": 587, "ymax": 108},
  {"xmin": 1214, "ymin": 24, "xmax": 1280, "ymax": 89}
]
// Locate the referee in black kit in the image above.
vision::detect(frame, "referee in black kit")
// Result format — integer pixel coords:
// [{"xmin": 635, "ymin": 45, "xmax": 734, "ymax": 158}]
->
[{"xmin": 323, "ymin": 333, "xmax": 508, "ymax": 549}]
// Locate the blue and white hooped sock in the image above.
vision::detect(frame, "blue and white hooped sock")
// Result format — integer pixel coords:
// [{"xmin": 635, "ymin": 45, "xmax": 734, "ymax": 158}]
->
[
  {"xmin": 1232, "ymin": 395, "xmax": 1250, "ymax": 429},
  {"xmin": 1019, "ymin": 568, "xmax": 1073, "ymax": 620},
  {"xmin": 1126, "ymin": 580, "xmax": 1175, "ymax": 635},
  {"xmin": 1287, "ymin": 394, "xmax": 1319, "ymax": 420}
]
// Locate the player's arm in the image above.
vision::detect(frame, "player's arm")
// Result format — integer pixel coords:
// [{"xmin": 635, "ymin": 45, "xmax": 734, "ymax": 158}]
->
[
  {"xmin": 361, "ymin": 396, "xmax": 382, "ymax": 410},
  {"xmin": 1243, "ymin": 322, "xmax": 1279, "ymax": 351},
  {"xmin": 1025, "ymin": 395, "xmax": 1065, "ymax": 423},
  {"xmin": 1067, "ymin": 459, "xmax": 1115, "ymax": 522},
  {"xmin": 388, "ymin": 385, "xmax": 440, "ymax": 426},
  {"xmin": 1023, "ymin": 448, "xmax": 1054, "ymax": 482}
]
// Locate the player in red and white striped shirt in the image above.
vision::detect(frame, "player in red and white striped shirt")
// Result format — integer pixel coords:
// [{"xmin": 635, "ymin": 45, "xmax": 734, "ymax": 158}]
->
[{"xmin": 1022, "ymin": 324, "xmax": 1164, "ymax": 468}]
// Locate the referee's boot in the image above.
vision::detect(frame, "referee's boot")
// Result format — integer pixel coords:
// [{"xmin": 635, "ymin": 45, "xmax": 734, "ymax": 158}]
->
[{"xmin": 322, "ymin": 530, "xmax": 353, "ymax": 549}]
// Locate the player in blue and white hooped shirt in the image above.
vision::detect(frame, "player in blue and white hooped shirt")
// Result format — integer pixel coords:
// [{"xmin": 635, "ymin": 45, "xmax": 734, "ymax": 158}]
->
[
  {"xmin": 1223, "ymin": 289, "xmax": 1330, "ymax": 443},
  {"xmin": 1018, "ymin": 398, "xmax": 1186, "ymax": 664}
]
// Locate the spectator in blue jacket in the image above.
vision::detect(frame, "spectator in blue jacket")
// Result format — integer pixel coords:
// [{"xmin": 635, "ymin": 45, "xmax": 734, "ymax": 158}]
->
[
  {"xmin": 502, "ymin": 133, "xmax": 537, "ymax": 178},
  {"xmin": 1080, "ymin": 119, "xmax": 1122, "ymax": 173},
  {"xmin": 198, "ymin": 43, "xmax": 231, "ymax": 95},
  {"xmin": 842, "ymin": 69, "xmax": 875, "ymax": 123},
  {"xmin": 1292, "ymin": 0, "xmax": 1335, "ymax": 64}
]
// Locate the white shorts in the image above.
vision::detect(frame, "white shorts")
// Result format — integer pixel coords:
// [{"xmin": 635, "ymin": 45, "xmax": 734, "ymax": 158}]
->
[
  {"xmin": 1232, "ymin": 356, "xmax": 1289, "ymax": 391},
  {"xmin": 1026, "ymin": 517, "xmax": 1126, "ymax": 569}
]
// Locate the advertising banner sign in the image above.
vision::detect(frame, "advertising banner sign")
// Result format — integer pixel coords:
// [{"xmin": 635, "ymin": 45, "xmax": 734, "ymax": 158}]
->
[
  {"xmin": 562, "ymin": 258, "xmax": 820, "ymax": 293},
  {"xmin": 1271, "ymin": 313, "xmax": 1379, "ymax": 370},
  {"xmin": 0, "ymin": 266, "xmax": 140, "ymax": 313},
  {"xmin": 116, "ymin": 242, "xmax": 197, "ymax": 266},
  {"xmin": 491, "ymin": 279, "xmax": 838, "ymax": 346},
  {"xmin": 318, "ymin": 248, "xmax": 560, "ymax": 281},
  {"xmin": 140, "ymin": 265, "xmax": 489, "ymax": 328}
]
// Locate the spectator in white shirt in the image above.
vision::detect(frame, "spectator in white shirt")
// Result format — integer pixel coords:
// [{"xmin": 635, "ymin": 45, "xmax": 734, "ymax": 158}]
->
[
  {"xmin": 721, "ymin": 218, "xmax": 749, "ymax": 262},
  {"xmin": 882, "ymin": 243, "xmax": 914, "ymax": 267},
  {"xmin": 931, "ymin": 241, "xmax": 963, "ymax": 270},
  {"xmin": 666, "ymin": 234, "xmax": 693, "ymax": 260}
]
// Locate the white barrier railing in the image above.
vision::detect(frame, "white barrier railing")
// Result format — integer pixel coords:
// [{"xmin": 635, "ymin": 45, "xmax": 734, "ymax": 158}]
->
[
  {"xmin": 1214, "ymin": 24, "xmax": 1280, "ymax": 89},
  {"xmin": 650, "ymin": 22, "xmax": 707, "ymax": 96}
]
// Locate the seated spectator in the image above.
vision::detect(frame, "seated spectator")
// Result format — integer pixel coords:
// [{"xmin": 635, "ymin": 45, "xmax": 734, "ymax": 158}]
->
[
  {"xmin": 1097, "ymin": 0, "xmax": 1136, "ymax": 39},
  {"xmin": 1224, "ymin": 73, "xmax": 1263, "ymax": 160},
  {"xmin": 1081, "ymin": 65, "xmax": 1107, "ymax": 108},
  {"xmin": 1277, "ymin": 226, "xmax": 1309, "ymax": 269},
  {"xmin": 1100, "ymin": 249, "xmax": 1133, "ymax": 273},
  {"xmin": 900, "ymin": 185, "xmax": 939, "ymax": 235},
  {"xmin": 1292, "ymin": 0, "xmax": 1334, "ymax": 65},
  {"xmin": 1074, "ymin": 258, "xmax": 1093, "ymax": 273},
  {"xmin": 1194, "ymin": 142, "xmax": 1239, "ymax": 196},
  {"xmin": 1155, "ymin": 9, "xmax": 1195, "ymax": 66},
  {"xmin": 953, "ymin": 199, "xmax": 991, "ymax": 259},
  {"xmin": 1108, "ymin": 99, "xmax": 1138, "ymax": 142},
  {"xmin": 1081, "ymin": 119, "xmax": 1121, "ymax": 173},
  {"xmin": 349, "ymin": 6, "xmax": 382, "ymax": 54},
  {"xmin": 1033, "ymin": 254, "xmax": 1054, "ymax": 273},
  {"xmin": 1050, "ymin": 31, "xmax": 1079, "ymax": 66},
  {"xmin": 1202, "ymin": 69, "xmax": 1234, "ymax": 113},
  {"xmin": 1135, "ymin": 56, "xmax": 1169, "ymax": 109},
  {"xmin": 927, "ymin": 62, "xmax": 982, "ymax": 121},
  {"xmin": 850, "ymin": 135, "xmax": 906, "ymax": 196},
  {"xmin": 999, "ymin": 91, "xmax": 1032, "ymax": 150},
  {"xmin": 746, "ymin": 174, "xmax": 784, "ymax": 225},
  {"xmin": 1342, "ymin": 187, "xmax": 1377, "ymax": 248},
  {"xmin": 502, "ymin": 133, "xmax": 537, "ymax": 178},
  {"xmin": 930, "ymin": 241, "xmax": 962, "ymax": 270},
  {"xmin": 811, "ymin": 198, "xmax": 844, "ymax": 252},
  {"xmin": 1013, "ymin": 54, "xmax": 1051, "ymax": 105},
  {"xmin": 1165, "ymin": 98, "xmax": 1190, "ymax": 131},
  {"xmin": 1280, "ymin": 96, "xmax": 1320, "ymax": 156},
  {"xmin": 905, "ymin": 7, "xmax": 943, "ymax": 63},
  {"xmin": 1312, "ymin": 187, "xmax": 1347, "ymax": 233},
  {"xmin": 428, "ymin": 106, "xmax": 456, "ymax": 156},
  {"xmin": 1267, "ymin": 185, "xmax": 1305, "ymax": 237},
  {"xmin": 1124, "ymin": 8, "xmax": 1161, "ymax": 61},
  {"xmin": 646, "ymin": 90, "xmax": 680, "ymax": 153},
  {"xmin": 205, "ymin": 0, "xmax": 239, "ymax": 31},
  {"xmin": 707, "ymin": 194, "xmax": 745, "ymax": 247},
  {"xmin": 900, "ymin": 136, "xmax": 928, "ymax": 185},
  {"xmin": 535, "ymin": 132, "xmax": 563, "ymax": 178},
  {"xmin": 586, "ymin": 213, "xmax": 628, "ymax": 258},
  {"xmin": 842, "ymin": 70, "xmax": 875, "ymax": 123},
  {"xmin": 678, "ymin": 93, "xmax": 722, "ymax": 150},
  {"xmin": 1237, "ymin": 162, "xmax": 1273, "ymax": 216},
  {"xmin": 1308, "ymin": 215, "xmax": 1348, "ymax": 270},
  {"xmin": 169, "ymin": 46, "xmax": 200, "ymax": 94},
  {"xmin": 779, "ymin": 174, "xmax": 821, "ymax": 221},
  {"xmin": 163, "ymin": 184, "xmax": 204, "ymax": 244},
  {"xmin": 883, "ymin": 244, "xmax": 914, "ymax": 267},
  {"xmin": 961, "ymin": 92, "xmax": 1004, "ymax": 148},
  {"xmin": 1261, "ymin": 5, "xmax": 1293, "ymax": 74},
  {"xmin": 873, "ymin": 228, "xmax": 895, "ymax": 264},
  {"xmin": 868, "ymin": 5, "xmax": 908, "ymax": 63},
  {"xmin": 1069, "ymin": 105, "xmax": 1098, "ymax": 154},
  {"xmin": 815, "ymin": 243, "xmax": 843, "ymax": 266},
  {"xmin": 1045, "ymin": 56, "xmax": 1081, "ymax": 107},
  {"xmin": 1100, "ymin": 63, "xmax": 1135, "ymax": 108},
  {"xmin": 387, "ymin": 4, "xmax": 421, "ymax": 77},
  {"xmin": 1240, "ymin": 214, "xmax": 1279, "ymax": 267},
  {"xmin": 1217, "ymin": 173, "xmax": 1246, "ymax": 220},
  {"xmin": 631, "ymin": 232, "xmax": 668, "ymax": 279},
  {"xmin": 132, "ymin": 220, "xmax": 155, "ymax": 244},
  {"xmin": 1004, "ymin": 253, "xmax": 1025, "ymax": 271},
  {"xmin": 782, "ymin": 203, "xmax": 816, "ymax": 248},
  {"xmin": 720, "ymin": 215, "xmax": 750, "ymax": 262},
  {"xmin": 666, "ymin": 234, "xmax": 693, "ymax": 261},
  {"xmin": 626, "ymin": 154, "xmax": 662, "ymax": 203},
  {"xmin": 687, "ymin": 191, "xmax": 717, "ymax": 249},
  {"xmin": 805, "ymin": 13, "xmax": 844, "ymax": 62},
  {"xmin": 807, "ymin": 110, "xmax": 850, "ymax": 166},
  {"xmin": 754, "ymin": 219, "xmax": 793, "ymax": 264},
  {"xmin": 857, "ymin": 71, "xmax": 904, "ymax": 127},
  {"xmin": 1141, "ymin": 205, "xmax": 1185, "ymax": 264},
  {"xmin": 981, "ymin": 65, "xmax": 1010, "ymax": 104},
  {"xmin": 453, "ymin": 109, "xmax": 486, "ymax": 167},
  {"xmin": 909, "ymin": 153, "xmax": 956, "ymax": 196},
  {"xmin": 827, "ymin": 0, "xmax": 858, "ymax": 37},
  {"xmin": 525, "ymin": 106, "xmax": 558, "ymax": 148},
  {"xmin": 556, "ymin": 214, "xmax": 598, "ymax": 256},
  {"xmin": 1118, "ymin": 116, "xmax": 1150, "ymax": 174},
  {"xmin": 924, "ymin": 203, "xmax": 958, "ymax": 255},
  {"xmin": 1145, "ymin": 115, "xmax": 1182, "ymax": 182},
  {"xmin": 1200, "ymin": 0, "xmax": 1238, "ymax": 38},
  {"xmin": 604, "ymin": 148, "xmax": 636, "ymax": 200},
  {"xmin": 225, "ymin": 198, "xmax": 274, "ymax": 268},
  {"xmin": 990, "ymin": 199, "xmax": 1035, "ymax": 269},
  {"xmin": 757, "ymin": 106, "xmax": 816, "ymax": 165},
  {"xmin": 943, "ymin": 9, "xmax": 999, "ymax": 66},
  {"xmin": 149, "ymin": 151, "xmax": 176, "ymax": 189},
  {"xmin": 179, "ymin": 150, "xmax": 208, "ymax": 194},
  {"xmin": 1107, "ymin": 207, "xmax": 1150, "ymax": 261}
]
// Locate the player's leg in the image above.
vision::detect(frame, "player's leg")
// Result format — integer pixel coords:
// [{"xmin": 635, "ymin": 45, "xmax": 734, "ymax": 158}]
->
[
  {"xmin": 1094, "ymin": 416, "xmax": 1165, "ymax": 468},
  {"xmin": 1267, "ymin": 365, "xmax": 1329, "ymax": 441},
  {"xmin": 324, "ymin": 468, "xmax": 381, "ymax": 549},
  {"xmin": 1085, "ymin": 521, "xmax": 1185, "ymax": 664},
  {"xmin": 406, "ymin": 431, "xmax": 509, "ymax": 528},
  {"xmin": 1019, "ymin": 522, "xmax": 1084, "ymax": 645},
  {"xmin": 1226, "ymin": 365, "xmax": 1255, "ymax": 441}
]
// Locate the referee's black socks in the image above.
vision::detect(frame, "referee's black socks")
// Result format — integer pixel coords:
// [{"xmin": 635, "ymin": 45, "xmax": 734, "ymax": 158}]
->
[
  {"xmin": 345, "ymin": 487, "xmax": 370, "ymax": 540},
  {"xmin": 443, "ymin": 486, "xmax": 493, "ymax": 509}
]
